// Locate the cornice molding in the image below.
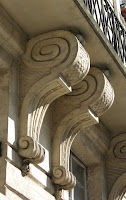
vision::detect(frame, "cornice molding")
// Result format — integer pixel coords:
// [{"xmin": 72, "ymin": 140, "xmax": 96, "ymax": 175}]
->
[{"xmin": 0, "ymin": 5, "xmax": 27, "ymax": 68}]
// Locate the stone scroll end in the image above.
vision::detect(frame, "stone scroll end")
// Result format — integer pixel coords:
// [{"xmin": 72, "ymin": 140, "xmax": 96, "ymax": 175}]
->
[{"xmin": 52, "ymin": 166, "xmax": 76, "ymax": 190}]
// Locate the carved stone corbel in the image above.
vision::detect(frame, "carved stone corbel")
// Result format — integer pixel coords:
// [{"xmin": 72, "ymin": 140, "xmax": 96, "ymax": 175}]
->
[
  {"xmin": 107, "ymin": 133, "xmax": 126, "ymax": 198},
  {"xmin": 52, "ymin": 67, "xmax": 114, "ymax": 190},
  {"xmin": 109, "ymin": 133, "xmax": 126, "ymax": 162},
  {"xmin": 18, "ymin": 30, "xmax": 90, "ymax": 175}
]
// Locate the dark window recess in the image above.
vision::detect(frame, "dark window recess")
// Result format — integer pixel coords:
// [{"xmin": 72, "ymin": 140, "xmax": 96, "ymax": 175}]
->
[{"xmin": 69, "ymin": 154, "xmax": 87, "ymax": 200}]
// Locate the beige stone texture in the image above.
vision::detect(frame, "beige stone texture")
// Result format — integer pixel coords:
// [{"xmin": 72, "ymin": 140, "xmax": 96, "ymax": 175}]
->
[
  {"xmin": 5, "ymin": 162, "xmax": 55, "ymax": 200},
  {"xmin": 72, "ymin": 123, "xmax": 110, "ymax": 166},
  {"xmin": 88, "ymin": 163, "xmax": 107, "ymax": 200},
  {"xmin": 1, "ymin": 0, "xmax": 126, "ymax": 136},
  {"xmin": 18, "ymin": 30, "xmax": 90, "ymax": 169},
  {"xmin": 6, "ymin": 144, "xmax": 55, "ymax": 194},
  {"xmin": 0, "ymin": 1, "xmax": 126, "ymax": 200},
  {"xmin": 0, "ymin": 6, "xmax": 27, "ymax": 57},
  {"xmin": 8, "ymin": 59, "xmax": 20, "ymax": 148}
]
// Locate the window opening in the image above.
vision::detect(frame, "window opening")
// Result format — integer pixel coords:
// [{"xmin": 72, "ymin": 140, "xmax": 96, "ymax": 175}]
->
[{"xmin": 69, "ymin": 153, "xmax": 87, "ymax": 200}]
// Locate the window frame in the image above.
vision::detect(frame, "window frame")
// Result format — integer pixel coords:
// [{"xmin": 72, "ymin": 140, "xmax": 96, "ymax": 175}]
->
[{"xmin": 69, "ymin": 153, "xmax": 87, "ymax": 200}]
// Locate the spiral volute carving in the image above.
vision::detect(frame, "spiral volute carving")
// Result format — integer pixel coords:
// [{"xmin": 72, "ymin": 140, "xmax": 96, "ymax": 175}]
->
[
  {"xmin": 66, "ymin": 73, "xmax": 97, "ymax": 100},
  {"xmin": 90, "ymin": 74, "xmax": 114, "ymax": 116},
  {"xmin": 52, "ymin": 166, "xmax": 76, "ymax": 190},
  {"xmin": 30, "ymin": 37, "xmax": 69, "ymax": 67},
  {"xmin": 66, "ymin": 68, "xmax": 114, "ymax": 117},
  {"xmin": 18, "ymin": 136, "xmax": 45, "ymax": 164},
  {"xmin": 111, "ymin": 133, "xmax": 126, "ymax": 160},
  {"xmin": 114, "ymin": 140, "xmax": 126, "ymax": 159},
  {"xmin": 22, "ymin": 30, "xmax": 90, "ymax": 86}
]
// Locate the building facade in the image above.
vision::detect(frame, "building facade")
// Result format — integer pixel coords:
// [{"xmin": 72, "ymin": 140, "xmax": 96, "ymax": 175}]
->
[{"xmin": 0, "ymin": 0, "xmax": 126, "ymax": 199}]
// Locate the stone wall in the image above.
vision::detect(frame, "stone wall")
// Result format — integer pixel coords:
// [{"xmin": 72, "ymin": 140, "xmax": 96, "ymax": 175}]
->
[{"xmin": 0, "ymin": 5, "xmax": 116, "ymax": 200}]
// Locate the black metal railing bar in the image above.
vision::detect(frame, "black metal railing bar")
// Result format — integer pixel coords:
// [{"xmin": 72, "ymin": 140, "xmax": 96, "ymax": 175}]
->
[{"xmin": 83, "ymin": 0, "xmax": 126, "ymax": 64}]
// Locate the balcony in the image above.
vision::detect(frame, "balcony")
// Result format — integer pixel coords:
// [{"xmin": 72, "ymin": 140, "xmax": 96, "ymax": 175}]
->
[{"xmin": 83, "ymin": 0, "xmax": 126, "ymax": 65}]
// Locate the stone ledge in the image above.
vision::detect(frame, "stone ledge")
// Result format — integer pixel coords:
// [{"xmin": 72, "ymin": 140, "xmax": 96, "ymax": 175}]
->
[
  {"xmin": 6, "ymin": 162, "xmax": 55, "ymax": 200},
  {"xmin": 6, "ymin": 145, "xmax": 55, "ymax": 195},
  {"xmin": 0, "ymin": 6, "xmax": 27, "ymax": 58}
]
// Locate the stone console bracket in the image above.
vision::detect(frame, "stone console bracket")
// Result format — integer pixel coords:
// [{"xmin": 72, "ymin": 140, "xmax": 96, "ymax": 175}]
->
[
  {"xmin": 51, "ymin": 67, "xmax": 114, "ymax": 191},
  {"xmin": 18, "ymin": 136, "xmax": 45, "ymax": 176},
  {"xmin": 18, "ymin": 30, "xmax": 90, "ymax": 176},
  {"xmin": 18, "ymin": 30, "xmax": 114, "ymax": 196}
]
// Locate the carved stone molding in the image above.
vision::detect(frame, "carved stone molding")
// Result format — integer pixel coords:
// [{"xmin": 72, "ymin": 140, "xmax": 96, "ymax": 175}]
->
[
  {"xmin": 108, "ymin": 133, "xmax": 126, "ymax": 162},
  {"xmin": 19, "ymin": 136, "xmax": 45, "ymax": 164},
  {"xmin": 52, "ymin": 166, "xmax": 76, "ymax": 190},
  {"xmin": 22, "ymin": 30, "xmax": 90, "ymax": 85},
  {"xmin": 0, "ymin": 6, "xmax": 26, "ymax": 57},
  {"xmin": 18, "ymin": 30, "xmax": 90, "ymax": 173},
  {"xmin": 106, "ymin": 133, "xmax": 126, "ymax": 198},
  {"xmin": 108, "ymin": 172, "xmax": 126, "ymax": 200},
  {"xmin": 52, "ymin": 67, "xmax": 114, "ymax": 190}
]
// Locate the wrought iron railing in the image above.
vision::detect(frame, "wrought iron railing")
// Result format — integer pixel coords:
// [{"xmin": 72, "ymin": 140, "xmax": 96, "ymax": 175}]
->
[{"xmin": 83, "ymin": 0, "xmax": 126, "ymax": 64}]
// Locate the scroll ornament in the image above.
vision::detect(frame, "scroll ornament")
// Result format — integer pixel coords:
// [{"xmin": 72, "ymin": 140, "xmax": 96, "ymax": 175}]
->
[
  {"xmin": 108, "ymin": 134, "xmax": 126, "ymax": 200},
  {"xmin": 22, "ymin": 30, "xmax": 90, "ymax": 86},
  {"xmin": 19, "ymin": 136, "xmax": 45, "ymax": 164},
  {"xmin": 109, "ymin": 133, "xmax": 126, "ymax": 161},
  {"xmin": 52, "ymin": 67, "xmax": 115, "ymax": 190},
  {"xmin": 18, "ymin": 30, "xmax": 90, "ymax": 175},
  {"xmin": 52, "ymin": 166, "xmax": 76, "ymax": 190}
]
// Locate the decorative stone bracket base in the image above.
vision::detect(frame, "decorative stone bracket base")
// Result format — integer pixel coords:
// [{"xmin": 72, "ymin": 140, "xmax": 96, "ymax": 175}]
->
[
  {"xmin": 51, "ymin": 67, "xmax": 114, "ymax": 191},
  {"xmin": 18, "ymin": 30, "xmax": 90, "ymax": 175},
  {"xmin": 108, "ymin": 133, "xmax": 126, "ymax": 200},
  {"xmin": 19, "ymin": 136, "xmax": 45, "ymax": 164},
  {"xmin": 18, "ymin": 136, "xmax": 45, "ymax": 176},
  {"xmin": 52, "ymin": 166, "xmax": 76, "ymax": 190}
]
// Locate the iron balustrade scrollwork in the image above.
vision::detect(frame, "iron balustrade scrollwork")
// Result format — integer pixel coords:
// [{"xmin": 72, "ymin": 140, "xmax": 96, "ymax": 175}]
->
[{"xmin": 83, "ymin": 0, "xmax": 126, "ymax": 64}]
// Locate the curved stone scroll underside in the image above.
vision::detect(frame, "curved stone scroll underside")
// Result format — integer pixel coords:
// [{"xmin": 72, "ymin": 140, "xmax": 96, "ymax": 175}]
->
[
  {"xmin": 18, "ymin": 30, "xmax": 90, "ymax": 165},
  {"xmin": 52, "ymin": 67, "xmax": 114, "ymax": 190},
  {"xmin": 109, "ymin": 133, "xmax": 126, "ymax": 162},
  {"xmin": 108, "ymin": 172, "xmax": 126, "ymax": 200},
  {"xmin": 106, "ymin": 133, "xmax": 126, "ymax": 200}
]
